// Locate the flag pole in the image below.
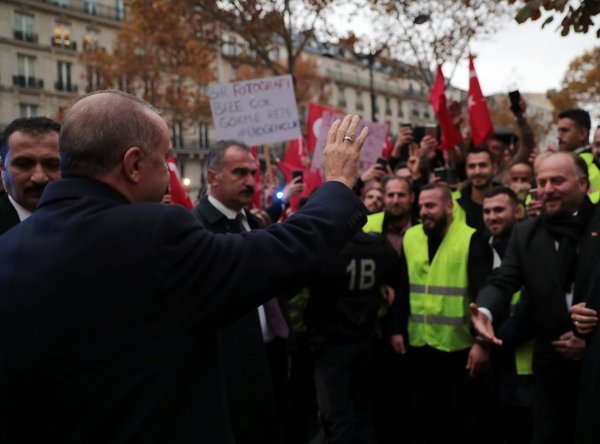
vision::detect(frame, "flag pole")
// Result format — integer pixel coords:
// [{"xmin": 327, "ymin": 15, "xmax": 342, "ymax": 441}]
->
[{"xmin": 263, "ymin": 145, "xmax": 274, "ymax": 184}]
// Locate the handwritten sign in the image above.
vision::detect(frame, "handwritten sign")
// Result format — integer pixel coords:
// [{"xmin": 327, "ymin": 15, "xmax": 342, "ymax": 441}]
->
[
  {"xmin": 311, "ymin": 112, "xmax": 388, "ymax": 174},
  {"xmin": 208, "ymin": 74, "xmax": 301, "ymax": 146}
]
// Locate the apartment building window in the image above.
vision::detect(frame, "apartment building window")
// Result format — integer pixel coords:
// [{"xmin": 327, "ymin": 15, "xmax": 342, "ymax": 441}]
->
[
  {"xmin": 83, "ymin": 28, "xmax": 100, "ymax": 51},
  {"xmin": 18, "ymin": 54, "xmax": 35, "ymax": 76},
  {"xmin": 56, "ymin": 61, "xmax": 72, "ymax": 91},
  {"xmin": 356, "ymin": 94, "xmax": 364, "ymax": 111},
  {"xmin": 412, "ymin": 108, "xmax": 419, "ymax": 117},
  {"xmin": 222, "ymin": 35, "xmax": 236, "ymax": 56},
  {"xmin": 115, "ymin": 0, "xmax": 125, "ymax": 20},
  {"xmin": 268, "ymin": 48, "xmax": 280, "ymax": 61},
  {"xmin": 86, "ymin": 66, "xmax": 101, "ymax": 91},
  {"xmin": 397, "ymin": 100, "xmax": 404, "ymax": 117},
  {"xmin": 337, "ymin": 87, "xmax": 346, "ymax": 108},
  {"xmin": 84, "ymin": 0, "xmax": 97, "ymax": 15},
  {"xmin": 172, "ymin": 121, "xmax": 183, "ymax": 149},
  {"xmin": 385, "ymin": 97, "xmax": 392, "ymax": 115},
  {"xmin": 198, "ymin": 122, "xmax": 209, "ymax": 149},
  {"xmin": 14, "ymin": 12, "xmax": 37, "ymax": 42},
  {"xmin": 20, "ymin": 104, "xmax": 38, "ymax": 117},
  {"xmin": 53, "ymin": 0, "xmax": 69, "ymax": 6},
  {"xmin": 53, "ymin": 22, "xmax": 76, "ymax": 50}
]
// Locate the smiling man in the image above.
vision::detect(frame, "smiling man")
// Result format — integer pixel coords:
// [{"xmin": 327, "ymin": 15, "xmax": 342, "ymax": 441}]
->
[
  {"xmin": 454, "ymin": 148, "xmax": 496, "ymax": 232},
  {"xmin": 0, "ymin": 117, "xmax": 60, "ymax": 234},
  {"xmin": 473, "ymin": 152, "xmax": 600, "ymax": 444},
  {"xmin": 390, "ymin": 182, "xmax": 492, "ymax": 443}
]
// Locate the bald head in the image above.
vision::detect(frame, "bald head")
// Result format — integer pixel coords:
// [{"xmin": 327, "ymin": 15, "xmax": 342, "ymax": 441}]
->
[{"xmin": 60, "ymin": 90, "xmax": 165, "ymax": 178}]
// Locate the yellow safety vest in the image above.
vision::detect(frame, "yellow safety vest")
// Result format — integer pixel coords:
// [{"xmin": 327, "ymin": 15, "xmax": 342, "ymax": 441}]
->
[
  {"xmin": 579, "ymin": 152, "xmax": 600, "ymax": 203},
  {"xmin": 510, "ymin": 291, "xmax": 534, "ymax": 376},
  {"xmin": 451, "ymin": 190, "xmax": 466, "ymax": 225},
  {"xmin": 404, "ymin": 221, "xmax": 475, "ymax": 352},
  {"xmin": 363, "ymin": 211, "xmax": 385, "ymax": 234}
]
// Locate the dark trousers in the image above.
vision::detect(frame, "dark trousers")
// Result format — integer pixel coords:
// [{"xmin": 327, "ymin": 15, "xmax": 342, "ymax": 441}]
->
[
  {"xmin": 532, "ymin": 384, "xmax": 576, "ymax": 444},
  {"xmin": 313, "ymin": 339, "xmax": 378, "ymax": 444},
  {"xmin": 409, "ymin": 345, "xmax": 483, "ymax": 444}
]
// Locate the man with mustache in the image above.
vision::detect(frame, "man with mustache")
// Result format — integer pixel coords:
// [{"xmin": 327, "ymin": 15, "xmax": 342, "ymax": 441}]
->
[
  {"xmin": 0, "ymin": 117, "xmax": 60, "ymax": 235},
  {"xmin": 453, "ymin": 148, "xmax": 496, "ymax": 232},
  {"xmin": 391, "ymin": 182, "xmax": 492, "ymax": 443},
  {"xmin": 193, "ymin": 140, "xmax": 292, "ymax": 444}
]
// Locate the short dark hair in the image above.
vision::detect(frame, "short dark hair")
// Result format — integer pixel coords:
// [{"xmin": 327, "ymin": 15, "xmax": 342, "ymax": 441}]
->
[
  {"xmin": 206, "ymin": 140, "xmax": 250, "ymax": 171},
  {"xmin": 381, "ymin": 175, "xmax": 411, "ymax": 193},
  {"xmin": 420, "ymin": 182, "xmax": 452, "ymax": 202},
  {"xmin": 558, "ymin": 109, "xmax": 591, "ymax": 131},
  {"xmin": 60, "ymin": 90, "xmax": 164, "ymax": 178},
  {"xmin": 0, "ymin": 117, "xmax": 60, "ymax": 166},
  {"xmin": 483, "ymin": 186, "xmax": 518, "ymax": 206},
  {"xmin": 466, "ymin": 147, "xmax": 494, "ymax": 164}
]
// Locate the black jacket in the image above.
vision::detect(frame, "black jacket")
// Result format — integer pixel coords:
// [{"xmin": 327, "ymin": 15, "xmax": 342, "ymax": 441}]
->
[{"xmin": 0, "ymin": 178, "xmax": 365, "ymax": 444}]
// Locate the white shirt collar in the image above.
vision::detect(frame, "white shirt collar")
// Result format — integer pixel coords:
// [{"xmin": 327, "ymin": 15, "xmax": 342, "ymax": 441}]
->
[
  {"xmin": 7, "ymin": 194, "xmax": 32, "ymax": 222},
  {"xmin": 208, "ymin": 195, "xmax": 240, "ymax": 220}
]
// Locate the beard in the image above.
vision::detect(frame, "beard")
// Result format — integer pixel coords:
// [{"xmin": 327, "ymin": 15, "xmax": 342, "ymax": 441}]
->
[{"xmin": 423, "ymin": 214, "xmax": 449, "ymax": 239}]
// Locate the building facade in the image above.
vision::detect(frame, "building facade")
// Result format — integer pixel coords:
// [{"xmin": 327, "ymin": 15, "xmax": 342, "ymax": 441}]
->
[{"xmin": 0, "ymin": 3, "xmax": 467, "ymax": 198}]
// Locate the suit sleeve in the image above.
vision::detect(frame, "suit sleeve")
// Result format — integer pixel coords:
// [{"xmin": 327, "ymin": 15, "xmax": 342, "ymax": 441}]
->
[
  {"xmin": 467, "ymin": 232, "xmax": 493, "ymax": 302},
  {"xmin": 477, "ymin": 226, "xmax": 526, "ymax": 322},
  {"xmin": 153, "ymin": 181, "xmax": 367, "ymax": 337}
]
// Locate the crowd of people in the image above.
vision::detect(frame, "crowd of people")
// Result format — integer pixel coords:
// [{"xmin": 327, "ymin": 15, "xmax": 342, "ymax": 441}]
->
[{"xmin": 1, "ymin": 89, "xmax": 600, "ymax": 444}]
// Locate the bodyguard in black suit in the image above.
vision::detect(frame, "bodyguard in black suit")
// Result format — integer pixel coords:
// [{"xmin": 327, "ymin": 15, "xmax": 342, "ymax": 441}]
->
[
  {"xmin": 0, "ymin": 191, "xmax": 19, "ymax": 234},
  {"xmin": 0, "ymin": 90, "xmax": 369, "ymax": 443},
  {"xmin": 0, "ymin": 116, "xmax": 61, "ymax": 234},
  {"xmin": 193, "ymin": 140, "xmax": 292, "ymax": 444},
  {"xmin": 473, "ymin": 152, "xmax": 600, "ymax": 444}
]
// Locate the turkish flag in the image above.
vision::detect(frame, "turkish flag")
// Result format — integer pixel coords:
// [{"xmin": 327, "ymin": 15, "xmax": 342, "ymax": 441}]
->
[
  {"xmin": 283, "ymin": 137, "xmax": 307, "ymax": 169},
  {"xmin": 306, "ymin": 102, "xmax": 336, "ymax": 153},
  {"xmin": 429, "ymin": 66, "xmax": 462, "ymax": 151},
  {"xmin": 167, "ymin": 157, "xmax": 194, "ymax": 209},
  {"xmin": 381, "ymin": 121, "xmax": 393, "ymax": 160},
  {"xmin": 249, "ymin": 147, "xmax": 263, "ymax": 209},
  {"xmin": 468, "ymin": 54, "xmax": 494, "ymax": 147}
]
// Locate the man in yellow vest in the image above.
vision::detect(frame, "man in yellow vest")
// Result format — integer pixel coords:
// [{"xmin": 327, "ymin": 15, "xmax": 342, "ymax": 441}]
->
[
  {"xmin": 390, "ymin": 182, "xmax": 493, "ymax": 443},
  {"xmin": 362, "ymin": 176, "xmax": 415, "ymax": 255},
  {"xmin": 557, "ymin": 109, "xmax": 599, "ymax": 197},
  {"xmin": 482, "ymin": 186, "xmax": 534, "ymax": 443}
]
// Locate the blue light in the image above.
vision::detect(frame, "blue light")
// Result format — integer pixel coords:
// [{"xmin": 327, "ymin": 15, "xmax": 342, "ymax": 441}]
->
[{"xmin": 276, "ymin": 191, "xmax": 284, "ymax": 199}]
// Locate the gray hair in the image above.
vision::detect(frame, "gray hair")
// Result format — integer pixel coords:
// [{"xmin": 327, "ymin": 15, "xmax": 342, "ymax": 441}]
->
[
  {"xmin": 205, "ymin": 139, "xmax": 250, "ymax": 172},
  {"xmin": 60, "ymin": 89, "xmax": 164, "ymax": 178}
]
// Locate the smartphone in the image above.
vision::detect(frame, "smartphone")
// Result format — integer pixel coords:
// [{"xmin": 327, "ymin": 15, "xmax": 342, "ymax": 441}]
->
[
  {"xmin": 530, "ymin": 187, "xmax": 538, "ymax": 200},
  {"xmin": 433, "ymin": 167, "xmax": 449, "ymax": 182},
  {"xmin": 509, "ymin": 90, "xmax": 521, "ymax": 113},
  {"xmin": 292, "ymin": 170, "xmax": 303, "ymax": 182},
  {"xmin": 376, "ymin": 157, "xmax": 388, "ymax": 169},
  {"xmin": 424, "ymin": 125, "xmax": 437, "ymax": 138}
]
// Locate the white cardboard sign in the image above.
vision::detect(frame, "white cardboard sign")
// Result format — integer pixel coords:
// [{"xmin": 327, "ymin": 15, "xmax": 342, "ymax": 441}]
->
[{"xmin": 208, "ymin": 74, "xmax": 301, "ymax": 146}]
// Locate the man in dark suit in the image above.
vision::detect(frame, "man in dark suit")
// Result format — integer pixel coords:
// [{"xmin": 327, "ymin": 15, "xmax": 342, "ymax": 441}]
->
[
  {"xmin": 472, "ymin": 152, "xmax": 600, "ymax": 444},
  {"xmin": 0, "ymin": 116, "xmax": 60, "ymax": 234},
  {"xmin": 193, "ymin": 140, "xmax": 293, "ymax": 444},
  {"xmin": 0, "ymin": 90, "xmax": 369, "ymax": 444}
]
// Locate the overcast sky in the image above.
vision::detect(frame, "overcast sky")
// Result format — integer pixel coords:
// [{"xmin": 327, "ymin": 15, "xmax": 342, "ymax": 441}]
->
[{"xmin": 450, "ymin": 17, "xmax": 598, "ymax": 95}]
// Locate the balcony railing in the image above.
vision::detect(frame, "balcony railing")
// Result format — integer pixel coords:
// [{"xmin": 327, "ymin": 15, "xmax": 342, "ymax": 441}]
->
[
  {"xmin": 51, "ymin": 37, "xmax": 77, "ymax": 51},
  {"xmin": 13, "ymin": 30, "xmax": 38, "ymax": 43},
  {"xmin": 55, "ymin": 81, "xmax": 78, "ymax": 93},
  {"xmin": 34, "ymin": 0, "xmax": 126, "ymax": 21},
  {"xmin": 12, "ymin": 75, "xmax": 44, "ymax": 89}
]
